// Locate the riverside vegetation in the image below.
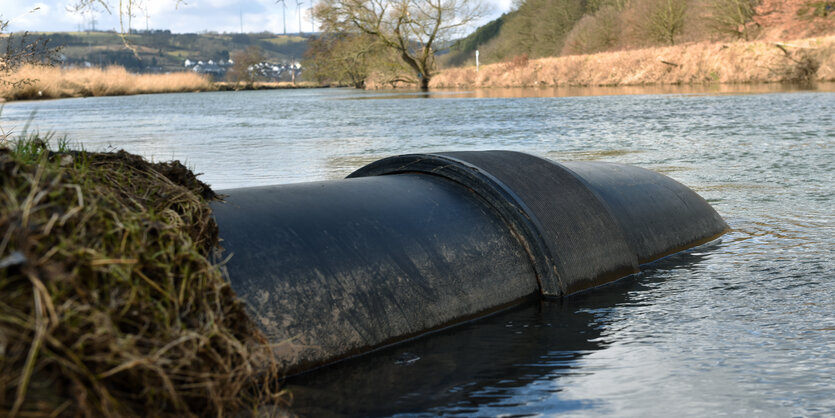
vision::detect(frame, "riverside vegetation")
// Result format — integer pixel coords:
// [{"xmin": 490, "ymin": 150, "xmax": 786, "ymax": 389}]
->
[
  {"xmin": 0, "ymin": 65, "xmax": 317, "ymax": 101},
  {"xmin": 0, "ymin": 133, "xmax": 286, "ymax": 416},
  {"xmin": 430, "ymin": 35, "xmax": 835, "ymax": 88},
  {"xmin": 0, "ymin": 65, "xmax": 213, "ymax": 101},
  {"xmin": 307, "ymin": 0, "xmax": 835, "ymax": 88},
  {"xmin": 3, "ymin": 1, "xmax": 833, "ymax": 98}
]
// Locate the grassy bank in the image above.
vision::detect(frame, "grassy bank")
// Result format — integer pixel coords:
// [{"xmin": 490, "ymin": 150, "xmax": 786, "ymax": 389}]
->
[
  {"xmin": 0, "ymin": 66, "xmax": 324, "ymax": 102},
  {"xmin": 0, "ymin": 65, "xmax": 215, "ymax": 101},
  {"xmin": 431, "ymin": 35, "xmax": 835, "ymax": 88},
  {"xmin": 0, "ymin": 136, "xmax": 284, "ymax": 416}
]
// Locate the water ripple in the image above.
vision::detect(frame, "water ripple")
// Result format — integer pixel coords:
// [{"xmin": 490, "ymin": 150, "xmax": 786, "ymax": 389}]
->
[{"xmin": 3, "ymin": 87, "xmax": 834, "ymax": 417}]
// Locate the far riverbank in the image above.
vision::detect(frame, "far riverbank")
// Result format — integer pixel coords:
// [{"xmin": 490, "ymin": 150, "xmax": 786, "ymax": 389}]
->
[
  {"xmin": 430, "ymin": 36, "xmax": 835, "ymax": 89},
  {"xmin": 4, "ymin": 35, "xmax": 833, "ymax": 103},
  {"xmin": 0, "ymin": 65, "xmax": 318, "ymax": 102}
]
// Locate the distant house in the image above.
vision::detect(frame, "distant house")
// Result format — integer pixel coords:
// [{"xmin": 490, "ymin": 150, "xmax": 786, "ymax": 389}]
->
[
  {"xmin": 182, "ymin": 57, "xmax": 301, "ymax": 80},
  {"xmin": 192, "ymin": 62, "xmax": 224, "ymax": 76}
]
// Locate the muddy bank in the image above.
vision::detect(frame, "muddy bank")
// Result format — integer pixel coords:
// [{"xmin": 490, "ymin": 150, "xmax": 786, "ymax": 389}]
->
[{"xmin": 430, "ymin": 36, "xmax": 835, "ymax": 88}]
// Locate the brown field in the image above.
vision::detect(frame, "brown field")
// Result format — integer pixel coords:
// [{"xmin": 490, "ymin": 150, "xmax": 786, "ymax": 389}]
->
[
  {"xmin": 430, "ymin": 35, "xmax": 835, "ymax": 89},
  {"xmin": 0, "ymin": 65, "xmax": 214, "ymax": 101}
]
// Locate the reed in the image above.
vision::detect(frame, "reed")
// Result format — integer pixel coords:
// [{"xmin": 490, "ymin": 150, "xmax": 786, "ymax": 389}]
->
[
  {"xmin": 430, "ymin": 35, "xmax": 835, "ymax": 88},
  {"xmin": 0, "ymin": 65, "xmax": 214, "ymax": 101}
]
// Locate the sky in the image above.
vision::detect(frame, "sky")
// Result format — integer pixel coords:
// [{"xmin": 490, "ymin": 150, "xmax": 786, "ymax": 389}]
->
[{"xmin": 3, "ymin": 0, "xmax": 513, "ymax": 34}]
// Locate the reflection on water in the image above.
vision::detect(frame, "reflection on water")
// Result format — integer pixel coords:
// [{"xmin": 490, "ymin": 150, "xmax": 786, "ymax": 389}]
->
[
  {"xmin": 285, "ymin": 245, "xmax": 720, "ymax": 417},
  {"xmin": 285, "ymin": 301, "xmax": 603, "ymax": 417},
  {"xmin": 341, "ymin": 82, "xmax": 835, "ymax": 100},
  {"xmin": 544, "ymin": 148, "xmax": 643, "ymax": 161},
  {"xmin": 2, "ymin": 85, "xmax": 834, "ymax": 416},
  {"xmin": 324, "ymin": 154, "xmax": 380, "ymax": 177}
]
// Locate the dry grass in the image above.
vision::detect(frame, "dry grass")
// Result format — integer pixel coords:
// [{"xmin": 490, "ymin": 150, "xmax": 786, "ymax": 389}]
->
[
  {"xmin": 431, "ymin": 35, "xmax": 835, "ymax": 88},
  {"xmin": 214, "ymin": 81, "xmax": 320, "ymax": 90},
  {"xmin": 0, "ymin": 136, "xmax": 285, "ymax": 416},
  {"xmin": 0, "ymin": 65, "xmax": 214, "ymax": 101}
]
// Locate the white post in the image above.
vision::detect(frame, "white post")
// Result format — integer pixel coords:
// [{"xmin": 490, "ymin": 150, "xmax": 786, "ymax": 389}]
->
[{"xmin": 475, "ymin": 50, "xmax": 480, "ymax": 73}]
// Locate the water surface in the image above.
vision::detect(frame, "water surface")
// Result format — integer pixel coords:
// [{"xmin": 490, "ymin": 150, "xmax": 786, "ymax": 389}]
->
[{"xmin": 3, "ymin": 86, "xmax": 834, "ymax": 416}]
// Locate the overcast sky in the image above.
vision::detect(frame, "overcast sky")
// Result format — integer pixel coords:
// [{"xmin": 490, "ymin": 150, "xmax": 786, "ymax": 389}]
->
[{"xmin": 3, "ymin": 0, "xmax": 513, "ymax": 34}]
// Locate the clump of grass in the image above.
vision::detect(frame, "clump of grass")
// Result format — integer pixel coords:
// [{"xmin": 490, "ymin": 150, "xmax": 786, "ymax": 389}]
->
[{"xmin": 0, "ymin": 136, "xmax": 285, "ymax": 416}]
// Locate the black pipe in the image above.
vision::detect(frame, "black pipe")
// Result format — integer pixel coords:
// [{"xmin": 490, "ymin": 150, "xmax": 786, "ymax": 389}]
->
[{"xmin": 210, "ymin": 151, "xmax": 728, "ymax": 375}]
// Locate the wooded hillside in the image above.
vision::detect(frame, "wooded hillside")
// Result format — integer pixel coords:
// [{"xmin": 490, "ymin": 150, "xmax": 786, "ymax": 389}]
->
[{"xmin": 442, "ymin": 0, "xmax": 835, "ymax": 67}]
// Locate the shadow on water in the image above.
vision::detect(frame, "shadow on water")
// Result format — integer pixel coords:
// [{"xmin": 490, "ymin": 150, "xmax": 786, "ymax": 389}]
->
[{"xmin": 282, "ymin": 241, "xmax": 723, "ymax": 417}]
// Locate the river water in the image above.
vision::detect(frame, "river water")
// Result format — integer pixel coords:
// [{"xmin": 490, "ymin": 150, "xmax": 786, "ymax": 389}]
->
[{"xmin": 3, "ymin": 85, "xmax": 834, "ymax": 416}]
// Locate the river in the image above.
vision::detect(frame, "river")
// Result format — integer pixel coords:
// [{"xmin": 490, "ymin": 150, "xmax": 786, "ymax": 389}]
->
[{"xmin": 2, "ymin": 85, "xmax": 834, "ymax": 416}]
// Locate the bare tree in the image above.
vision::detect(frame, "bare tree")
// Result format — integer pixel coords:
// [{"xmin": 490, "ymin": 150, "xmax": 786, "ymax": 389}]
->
[
  {"xmin": 707, "ymin": 0, "xmax": 758, "ymax": 40},
  {"xmin": 70, "ymin": 1, "xmax": 182, "ymax": 34},
  {"xmin": 305, "ymin": 33, "xmax": 380, "ymax": 87},
  {"xmin": 70, "ymin": 0, "xmax": 185, "ymax": 57},
  {"xmin": 586, "ymin": 0, "xmax": 632, "ymax": 12},
  {"xmin": 638, "ymin": 0, "xmax": 687, "ymax": 45},
  {"xmin": 315, "ymin": 0, "xmax": 489, "ymax": 90},
  {"xmin": 1, "ymin": 10, "xmax": 61, "ymax": 87},
  {"xmin": 227, "ymin": 46, "xmax": 266, "ymax": 88}
]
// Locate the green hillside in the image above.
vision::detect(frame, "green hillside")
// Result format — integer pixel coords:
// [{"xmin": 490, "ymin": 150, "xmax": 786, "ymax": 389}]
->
[
  {"xmin": 441, "ymin": 13, "xmax": 513, "ymax": 67},
  {"xmin": 30, "ymin": 31, "xmax": 310, "ymax": 73}
]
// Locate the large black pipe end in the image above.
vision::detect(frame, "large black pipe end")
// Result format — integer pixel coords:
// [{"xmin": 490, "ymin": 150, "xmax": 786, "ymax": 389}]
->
[
  {"xmin": 350, "ymin": 151, "xmax": 729, "ymax": 297},
  {"xmin": 212, "ymin": 151, "xmax": 728, "ymax": 375},
  {"xmin": 211, "ymin": 174, "xmax": 539, "ymax": 375}
]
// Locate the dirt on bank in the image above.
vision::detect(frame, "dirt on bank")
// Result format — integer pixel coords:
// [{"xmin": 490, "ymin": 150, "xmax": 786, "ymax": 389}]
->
[
  {"xmin": 430, "ymin": 36, "xmax": 835, "ymax": 89},
  {"xmin": 0, "ymin": 140, "xmax": 285, "ymax": 416}
]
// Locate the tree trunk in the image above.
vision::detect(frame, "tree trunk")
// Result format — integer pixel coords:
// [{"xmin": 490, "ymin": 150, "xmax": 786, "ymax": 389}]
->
[
  {"xmin": 400, "ymin": 51, "xmax": 431, "ymax": 91},
  {"xmin": 420, "ymin": 75, "xmax": 430, "ymax": 90}
]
